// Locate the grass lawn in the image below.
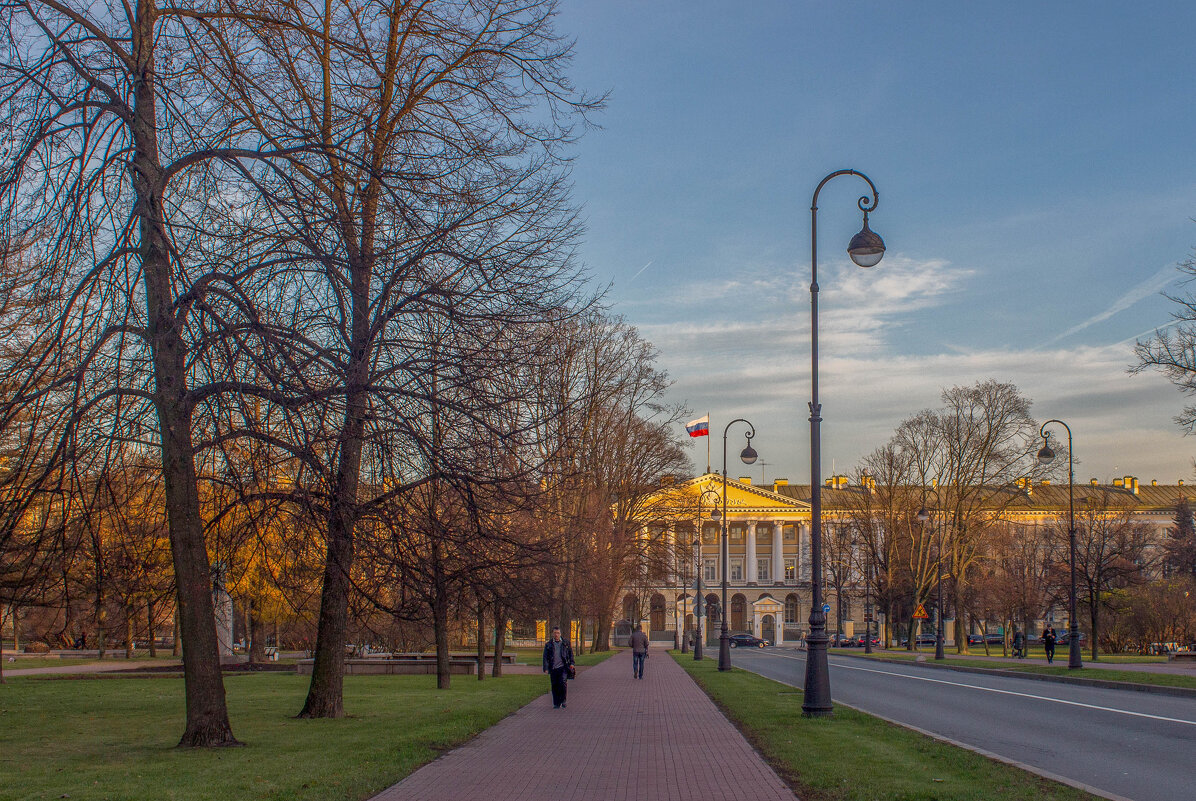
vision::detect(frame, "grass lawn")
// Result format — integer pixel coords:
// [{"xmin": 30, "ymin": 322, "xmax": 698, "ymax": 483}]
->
[
  {"xmin": 674, "ymin": 653, "xmax": 1099, "ymax": 801},
  {"xmin": 857, "ymin": 653, "xmax": 1196, "ymax": 691},
  {"xmin": 0, "ymin": 663, "xmax": 611, "ymax": 801},
  {"xmin": 508, "ymin": 645, "xmax": 620, "ymax": 667}
]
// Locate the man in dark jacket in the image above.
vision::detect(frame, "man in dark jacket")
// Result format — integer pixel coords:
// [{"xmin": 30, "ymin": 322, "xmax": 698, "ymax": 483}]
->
[
  {"xmin": 542, "ymin": 626, "xmax": 575, "ymax": 709},
  {"xmin": 629, "ymin": 624, "xmax": 649, "ymax": 679}
]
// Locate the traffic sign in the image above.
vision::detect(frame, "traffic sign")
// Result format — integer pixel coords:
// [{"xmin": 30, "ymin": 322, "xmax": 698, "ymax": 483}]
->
[
  {"xmin": 822, "ymin": 603, "xmax": 831, "ymax": 615},
  {"xmin": 912, "ymin": 603, "xmax": 929, "ymax": 619}
]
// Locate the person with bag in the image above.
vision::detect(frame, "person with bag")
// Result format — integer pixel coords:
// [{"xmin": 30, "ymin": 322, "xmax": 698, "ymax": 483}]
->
[
  {"xmin": 630, "ymin": 623, "xmax": 649, "ymax": 679},
  {"xmin": 542, "ymin": 626, "xmax": 575, "ymax": 709}
]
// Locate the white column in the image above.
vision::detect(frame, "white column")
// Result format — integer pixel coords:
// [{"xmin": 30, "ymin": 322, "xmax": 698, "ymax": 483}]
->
[
  {"xmin": 800, "ymin": 524, "xmax": 812, "ymax": 581},
  {"xmin": 746, "ymin": 521, "xmax": 757, "ymax": 584},
  {"xmin": 771, "ymin": 521, "xmax": 783, "ymax": 584}
]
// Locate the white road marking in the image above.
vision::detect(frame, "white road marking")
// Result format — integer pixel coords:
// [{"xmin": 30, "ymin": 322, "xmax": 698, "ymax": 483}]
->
[{"xmin": 746, "ymin": 651, "xmax": 1196, "ymax": 728}]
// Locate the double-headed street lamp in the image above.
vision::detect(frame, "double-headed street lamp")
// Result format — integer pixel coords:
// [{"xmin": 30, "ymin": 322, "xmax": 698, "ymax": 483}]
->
[
  {"xmin": 916, "ymin": 497, "xmax": 947, "ymax": 661},
  {"xmin": 694, "ymin": 487, "xmax": 721, "ymax": 661},
  {"xmin": 1037, "ymin": 419, "xmax": 1083, "ymax": 670},
  {"xmin": 803, "ymin": 170, "xmax": 886, "ymax": 717},
  {"xmin": 719, "ymin": 419, "xmax": 758, "ymax": 672}
]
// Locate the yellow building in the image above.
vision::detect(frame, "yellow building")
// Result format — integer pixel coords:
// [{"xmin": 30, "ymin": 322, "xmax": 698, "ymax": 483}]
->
[{"xmin": 626, "ymin": 473, "xmax": 1187, "ymax": 646}]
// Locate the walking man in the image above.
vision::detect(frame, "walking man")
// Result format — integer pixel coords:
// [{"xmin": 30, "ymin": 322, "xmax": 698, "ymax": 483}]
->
[
  {"xmin": 542, "ymin": 626, "xmax": 575, "ymax": 709},
  {"xmin": 1043, "ymin": 626, "xmax": 1057, "ymax": 664},
  {"xmin": 630, "ymin": 623, "xmax": 649, "ymax": 679}
]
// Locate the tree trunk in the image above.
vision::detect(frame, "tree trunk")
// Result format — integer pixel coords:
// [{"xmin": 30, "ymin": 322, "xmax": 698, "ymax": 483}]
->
[
  {"xmin": 132, "ymin": 8, "xmax": 238, "ymax": 743},
  {"xmin": 432, "ymin": 548, "xmax": 451, "ymax": 690},
  {"xmin": 125, "ymin": 604, "xmax": 135, "ymax": 658},
  {"xmin": 592, "ymin": 615, "xmax": 611, "ymax": 652},
  {"xmin": 248, "ymin": 601, "xmax": 265, "ymax": 664},
  {"xmin": 492, "ymin": 605, "xmax": 506, "ymax": 678},
  {"xmin": 11, "ymin": 606, "xmax": 20, "ymax": 653},
  {"xmin": 147, "ymin": 598, "xmax": 158, "ymax": 658},
  {"xmin": 1090, "ymin": 598, "xmax": 1100, "ymax": 661},
  {"xmin": 172, "ymin": 604, "xmax": 181, "ymax": 657},
  {"xmin": 476, "ymin": 605, "xmax": 486, "ymax": 681},
  {"xmin": 298, "ymin": 244, "xmax": 370, "ymax": 717}
]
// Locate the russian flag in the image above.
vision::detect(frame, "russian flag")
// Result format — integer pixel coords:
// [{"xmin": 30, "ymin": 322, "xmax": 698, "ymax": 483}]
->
[{"xmin": 685, "ymin": 415, "xmax": 710, "ymax": 438}]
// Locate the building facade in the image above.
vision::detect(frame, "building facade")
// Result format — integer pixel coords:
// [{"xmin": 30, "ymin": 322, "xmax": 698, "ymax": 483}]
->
[{"xmin": 624, "ymin": 473, "xmax": 1188, "ymax": 646}]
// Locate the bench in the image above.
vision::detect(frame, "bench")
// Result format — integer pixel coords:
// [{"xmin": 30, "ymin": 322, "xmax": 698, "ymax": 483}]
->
[
  {"xmin": 265, "ymin": 646, "xmax": 278, "ymax": 662},
  {"xmin": 1167, "ymin": 651, "xmax": 1196, "ymax": 662}
]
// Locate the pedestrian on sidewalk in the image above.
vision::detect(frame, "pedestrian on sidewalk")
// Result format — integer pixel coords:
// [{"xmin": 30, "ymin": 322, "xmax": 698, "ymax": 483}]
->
[
  {"xmin": 1043, "ymin": 626, "xmax": 1057, "ymax": 664},
  {"xmin": 542, "ymin": 626, "xmax": 575, "ymax": 709},
  {"xmin": 1013, "ymin": 627, "xmax": 1025, "ymax": 659},
  {"xmin": 630, "ymin": 624, "xmax": 649, "ymax": 679}
]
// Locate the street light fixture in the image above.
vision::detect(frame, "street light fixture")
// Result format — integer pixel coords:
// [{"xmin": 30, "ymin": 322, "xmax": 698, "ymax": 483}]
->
[
  {"xmin": 916, "ymin": 500, "xmax": 947, "ymax": 661},
  {"xmin": 1038, "ymin": 419, "xmax": 1083, "ymax": 670},
  {"xmin": 803, "ymin": 169, "xmax": 885, "ymax": 717},
  {"xmin": 719, "ymin": 418, "xmax": 758, "ymax": 671},
  {"xmin": 693, "ymin": 487, "xmax": 721, "ymax": 661}
]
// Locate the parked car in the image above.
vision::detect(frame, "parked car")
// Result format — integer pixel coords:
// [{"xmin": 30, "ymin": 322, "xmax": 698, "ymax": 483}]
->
[
  {"xmin": 966, "ymin": 633, "xmax": 986, "ymax": 646},
  {"xmin": 855, "ymin": 633, "xmax": 880, "ymax": 647},
  {"xmin": 1056, "ymin": 631, "xmax": 1087, "ymax": 646},
  {"xmin": 728, "ymin": 633, "xmax": 767, "ymax": 648},
  {"xmin": 915, "ymin": 633, "xmax": 938, "ymax": 646},
  {"xmin": 984, "ymin": 632, "xmax": 1005, "ymax": 645},
  {"xmin": 829, "ymin": 633, "xmax": 856, "ymax": 647}
]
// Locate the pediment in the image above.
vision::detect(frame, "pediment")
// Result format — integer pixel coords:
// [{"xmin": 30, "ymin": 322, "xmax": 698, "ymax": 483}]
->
[{"xmin": 681, "ymin": 473, "xmax": 810, "ymax": 514}]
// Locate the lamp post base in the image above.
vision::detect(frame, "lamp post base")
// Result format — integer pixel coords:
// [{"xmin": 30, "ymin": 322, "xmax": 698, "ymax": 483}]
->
[
  {"xmin": 718, "ymin": 632, "xmax": 732, "ymax": 671},
  {"xmin": 1068, "ymin": 634, "xmax": 1083, "ymax": 669},
  {"xmin": 694, "ymin": 630, "xmax": 703, "ymax": 660},
  {"xmin": 802, "ymin": 630, "xmax": 833, "ymax": 717}
]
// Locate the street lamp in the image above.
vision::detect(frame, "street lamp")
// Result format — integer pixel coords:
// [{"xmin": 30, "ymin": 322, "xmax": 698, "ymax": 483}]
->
[
  {"xmin": 1038, "ymin": 419, "xmax": 1083, "ymax": 670},
  {"xmin": 719, "ymin": 419, "xmax": 758, "ymax": 671},
  {"xmin": 916, "ymin": 500, "xmax": 946, "ymax": 661},
  {"xmin": 803, "ymin": 169, "xmax": 885, "ymax": 716},
  {"xmin": 694, "ymin": 487, "xmax": 721, "ymax": 661}
]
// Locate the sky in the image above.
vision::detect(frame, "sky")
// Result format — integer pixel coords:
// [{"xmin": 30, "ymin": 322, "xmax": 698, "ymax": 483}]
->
[{"xmin": 557, "ymin": 1, "xmax": 1196, "ymax": 485}]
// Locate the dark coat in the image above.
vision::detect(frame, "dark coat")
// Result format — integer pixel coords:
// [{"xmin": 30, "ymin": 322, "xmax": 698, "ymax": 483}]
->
[{"xmin": 542, "ymin": 639, "xmax": 575, "ymax": 672}]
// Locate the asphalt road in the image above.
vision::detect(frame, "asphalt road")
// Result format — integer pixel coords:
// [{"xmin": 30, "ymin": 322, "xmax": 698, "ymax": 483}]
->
[{"xmin": 728, "ymin": 648, "xmax": 1196, "ymax": 801}]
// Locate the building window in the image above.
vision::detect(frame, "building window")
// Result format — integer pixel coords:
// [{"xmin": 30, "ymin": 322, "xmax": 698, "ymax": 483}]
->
[
  {"xmin": 757, "ymin": 558, "xmax": 771, "ymax": 583},
  {"xmin": 784, "ymin": 595, "xmax": 799, "ymax": 624},
  {"xmin": 756, "ymin": 524, "xmax": 773, "ymax": 545},
  {"xmin": 730, "ymin": 558, "xmax": 744, "ymax": 582},
  {"xmin": 730, "ymin": 523, "xmax": 745, "ymax": 543},
  {"xmin": 783, "ymin": 524, "xmax": 797, "ymax": 542},
  {"xmin": 702, "ymin": 522, "xmax": 719, "ymax": 544},
  {"xmin": 703, "ymin": 559, "xmax": 717, "ymax": 583},
  {"xmin": 784, "ymin": 558, "xmax": 796, "ymax": 581}
]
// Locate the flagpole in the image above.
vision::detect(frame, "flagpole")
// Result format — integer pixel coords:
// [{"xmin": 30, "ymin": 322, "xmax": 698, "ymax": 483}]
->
[{"xmin": 706, "ymin": 414, "xmax": 711, "ymax": 473}]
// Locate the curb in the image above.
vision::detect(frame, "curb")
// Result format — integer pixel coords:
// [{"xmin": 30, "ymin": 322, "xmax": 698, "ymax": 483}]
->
[{"xmin": 845, "ymin": 653, "xmax": 1196, "ymax": 700}]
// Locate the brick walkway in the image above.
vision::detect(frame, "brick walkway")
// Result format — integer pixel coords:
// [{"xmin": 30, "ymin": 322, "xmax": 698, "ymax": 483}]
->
[{"xmin": 371, "ymin": 649, "xmax": 797, "ymax": 801}]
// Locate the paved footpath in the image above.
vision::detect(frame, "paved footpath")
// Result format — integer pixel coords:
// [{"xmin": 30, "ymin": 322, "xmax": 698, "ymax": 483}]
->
[{"xmin": 371, "ymin": 649, "xmax": 798, "ymax": 801}]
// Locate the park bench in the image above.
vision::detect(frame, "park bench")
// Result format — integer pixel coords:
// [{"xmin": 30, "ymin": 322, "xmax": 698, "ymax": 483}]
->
[
  {"xmin": 264, "ymin": 646, "xmax": 278, "ymax": 661},
  {"xmin": 1167, "ymin": 650, "xmax": 1196, "ymax": 662}
]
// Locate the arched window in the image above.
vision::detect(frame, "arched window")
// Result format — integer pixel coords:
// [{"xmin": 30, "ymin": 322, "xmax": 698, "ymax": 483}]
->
[
  {"xmin": 705, "ymin": 593, "xmax": 721, "ymax": 624},
  {"xmin": 622, "ymin": 594, "xmax": 638, "ymax": 623},
  {"xmin": 784, "ymin": 594, "xmax": 799, "ymax": 625}
]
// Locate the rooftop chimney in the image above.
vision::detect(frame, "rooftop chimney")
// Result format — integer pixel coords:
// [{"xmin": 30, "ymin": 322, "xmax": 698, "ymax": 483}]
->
[
  {"xmin": 1130, "ymin": 477, "xmax": 1139, "ymax": 495},
  {"xmin": 738, "ymin": 476, "xmax": 751, "ymax": 485},
  {"xmin": 1040, "ymin": 479, "xmax": 1050, "ymax": 486},
  {"xmin": 1090, "ymin": 479, "xmax": 1099, "ymax": 486},
  {"xmin": 1152, "ymin": 479, "xmax": 1158, "ymax": 486},
  {"xmin": 773, "ymin": 478, "xmax": 789, "ymax": 492},
  {"xmin": 1113, "ymin": 478, "xmax": 1124, "ymax": 487}
]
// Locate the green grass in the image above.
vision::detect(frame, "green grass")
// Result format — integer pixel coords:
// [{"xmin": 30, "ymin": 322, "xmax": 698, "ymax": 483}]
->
[
  {"xmin": 2, "ymin": 655, "xmax": 181, "ymax": 671},
  {"xmin": 508, "ymin": 645, "xmax": 621, "ymax": 666},
  {"xmin": 0, "ymin": 670, "xmax": 559, "ymax": 801},
  {"xmin": 674, "ymin": 653, "xmax": 1099, "ymax": 801},
  {"xmin": 856, "ymin": 652, "xmax": 1196, "ymax": 690}
]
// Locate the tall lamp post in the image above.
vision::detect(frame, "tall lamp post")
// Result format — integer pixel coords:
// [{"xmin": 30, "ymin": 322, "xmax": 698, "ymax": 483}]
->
[
  {"xmin": 719, "ymin": 419, "xmax": 758, "ymax": 671},
  {"xmin": 1038, "ymin": 419, "xmax": 1083, "ymax": 670},
  {"xmin": 694, "ymin": 488, "xmax": 720, "ymax": 661},
  {"xmin": 803, "ymin": 170, "xmax": 886, "ymax": 716},
  {"xmin": 916, "ymin": 497, "xmax": 947, "ymax": 661}
]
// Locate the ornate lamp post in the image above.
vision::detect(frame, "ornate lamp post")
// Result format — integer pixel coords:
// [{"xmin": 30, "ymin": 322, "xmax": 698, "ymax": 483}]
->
[
  {"xmin": 719, "ymin": 419, "xmax": 758, "ymax": 671},
  {"xmin": 803, "ymin": 170, "xmax": 885, "ymax": 716},
  {"xmin": 694, "ymin": 487, "xmax": 720, "ymax": 661},
  {"xmin": 1038, "ymin": 419, "xmax": 1083, "ymax": 670},
  {"xmin": 916, "ymin": 497, "xmax": 947, "ymax": 661}
]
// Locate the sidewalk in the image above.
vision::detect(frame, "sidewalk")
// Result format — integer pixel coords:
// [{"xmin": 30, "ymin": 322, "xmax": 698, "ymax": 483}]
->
[{"xmin": 371, "ymin": 649, "xmax": 797, "ymax": 801}]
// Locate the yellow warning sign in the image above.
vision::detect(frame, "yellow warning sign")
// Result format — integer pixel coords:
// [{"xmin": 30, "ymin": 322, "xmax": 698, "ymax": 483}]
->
[{"xmin": 912, "ymin": 603, "xmax": 929, "ymax": 619}]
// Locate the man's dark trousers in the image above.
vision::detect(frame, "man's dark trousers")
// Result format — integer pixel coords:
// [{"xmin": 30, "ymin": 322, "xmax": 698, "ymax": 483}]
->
[
  {"xmin": 549, "ymin": 666, "xmax": 568, "ymax": 707},
  {"xmin": 632, "ymin": 652, "xmax": 646, "ymax": 679}
]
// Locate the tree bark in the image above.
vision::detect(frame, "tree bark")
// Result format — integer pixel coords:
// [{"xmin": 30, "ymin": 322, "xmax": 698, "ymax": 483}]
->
[
  {"xmin": 130, "ymin": 1, "xmax": 237, "ymax": 745},
  {"xmin": 147, "ymin": 599, "xmax": 158, "ymax": 658},
  {"xmin": 476, "ymin": 603, "xmax": 486, "ymax": 681},
  {"xmin": 125, "ymin": 604, "xmax": 135, "ymax": 658},
  {"xmin": 173, "ymin": 605, "xmax": 181, "ymax": 657},
  {"xmin": 492, "ymin": 605, "xmax": 506, "ymax": 678},
  {"xmin": 248, "ymin": 600, "xmax": 265, "ymax": 664},
  {"xmin": 432, "ymin": 543, "xmax": 451, "ymax": 689}
]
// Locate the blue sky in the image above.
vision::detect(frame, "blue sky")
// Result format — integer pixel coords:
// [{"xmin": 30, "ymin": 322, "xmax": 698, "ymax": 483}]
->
[{"xmin": 560, "ymin": 1, "xmax": 1196, "ymax": 484}]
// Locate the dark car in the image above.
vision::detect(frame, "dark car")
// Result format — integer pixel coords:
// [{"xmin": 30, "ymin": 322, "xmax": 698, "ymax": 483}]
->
[
  {"xmin": 829, "ymin": 633, "xmax": 855, "ymax": 647},
  {"xmin": 915, "ymin": 633, "xmax": 938, "ymax": 646},
  {"xmin": 966, "ymin": 633, "xmax": 986, "ymax": 646},
  {"xmin": 1056, "ymin": 631, "xmax": 1087, "ymax": 646},
  {"xmin": 728, "ymin": 633, "xmax": 767, "ymax": 648},
  {"xmin": 855, "ymin": 633, "xmax": 880, "ymax": 647}
]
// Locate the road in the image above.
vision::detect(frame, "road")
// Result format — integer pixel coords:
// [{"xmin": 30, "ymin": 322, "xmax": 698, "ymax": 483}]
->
[{"xmin": 728, "ymin": 648, "xmax": 1196, "ymax": 801}]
